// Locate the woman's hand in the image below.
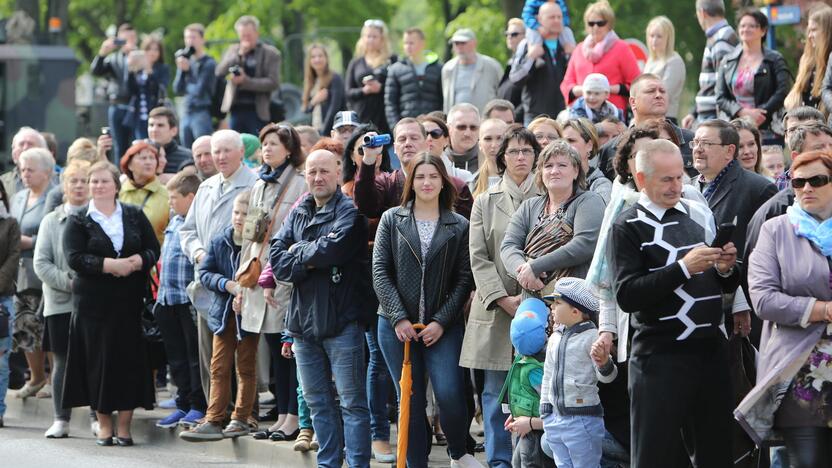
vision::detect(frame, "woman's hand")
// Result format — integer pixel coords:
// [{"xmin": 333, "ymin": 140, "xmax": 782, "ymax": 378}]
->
[
  {"xmin": 362, "ymin": 79, "xmax": 382, "ymax": 95},
  {"xmin": 739, "ymin": 108, "xmax": 767, "ymax": 127},
  {"xmin": 103, "ymin": 258, "xmax": 134, "ymax": 277},
  {"xmin": 311, "ymin": 88, "xmax": 329, "ymax": 106},
  {"xmin": 232, "ymin": 294, "xmax": 242, "ymax": 315},
  {"xmin": 418, "ymin": 322, "xmax": 444, "ymax": 347},
  {"xmin": 125, "ymin": 254, "xmax": 143, "ymax": 272},
  {"xmin": 281, "ymin": 342, "xmax": 294, "ymax": 359},
  {"xmin": 516, "ymin": 262, "xmax": 544, "ymax": 291},
  {"xmin": 571, "ymin": 85, "xmax": 583, "ymax": 98},
  {"xmin": 394, "ymin": 319, "xmax": 419, "ymax": 342},
  {"xmin": 263, "ymin": 287, "xmax": 278, "ymax": 308},
  {"xmin": 496, "ymin": 295, "xmax": 522, "ymax": 317}
]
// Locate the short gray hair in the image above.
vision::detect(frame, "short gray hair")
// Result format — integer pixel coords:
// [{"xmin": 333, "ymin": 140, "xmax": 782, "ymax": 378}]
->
[
  {"xmin": 447, "ymin": 103, "xmax": 480, "ymax": 124},
  {"xmin": 11, "ymin": 126, "xmax": 47, "ymax": 150},
  {"xmin": 635, "ymin": 139, "xmax": 680, "ymax": 177},
  {"xmin": 19, "ymin": 147, "xmax": 55, "ymax": 173},
  {"xmin": 696, "ymin": 0, "xmax": 725, "ymax": 17},
  {"xmin": 787, "ymin": 123, "xmax": 832, "ymax": 154},
  {"xmin": 235, "ymin": 15, "xmax": 260, "ymax": 31},
  {"xmin": 534, "ymin": 139, "xmax": 586, "ymax": 192},
  {"xmin": 211, "ymin": 129, "xmax": 244, "ymax": 150}
]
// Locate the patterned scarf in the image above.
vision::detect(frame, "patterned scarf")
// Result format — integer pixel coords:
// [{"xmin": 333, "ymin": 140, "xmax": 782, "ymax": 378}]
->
[
  {"xmin": 700, "ymin": 159, "xmax": 736, "ymax": 202},
  {"xmin": 582, "ymin": 30, "xmax": 619, "ymax": 64},
  {"xmin": 258, "ymin": 160, "xmax": 289, "ymax": 184},
  {"xmin": 787, "ymin": 202, "xmax": 832, "ymax": 257}
]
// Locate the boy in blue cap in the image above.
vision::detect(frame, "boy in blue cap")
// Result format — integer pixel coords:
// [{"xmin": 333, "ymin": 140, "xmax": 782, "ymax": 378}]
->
[{"xmin": 540, "ymin": 277, "xmax": 617, "ymax": 468}]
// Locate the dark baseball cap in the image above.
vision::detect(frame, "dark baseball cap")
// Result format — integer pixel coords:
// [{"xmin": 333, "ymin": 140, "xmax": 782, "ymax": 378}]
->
[{"xmin": 333, "ymin": 111, "xmax": 361, "ymax": 129}]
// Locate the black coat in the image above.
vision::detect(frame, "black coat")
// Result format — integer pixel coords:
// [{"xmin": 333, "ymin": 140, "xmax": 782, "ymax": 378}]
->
[
  {"xmin": 345, "ymin": 56, "xmax": 393, "ymax": 134},
  {"xmin": 305, "ymin": 72, "xmax": 345, "ymax": 136},
  {"xmin": 509, "ymin": 39, "xmax": 567, "ymax": 119},
  {"xmin": 384, "ymin": 58, "xmax": 443, "ymax": 125},
  {"xmin": 269, "ymin": 190, "xmax": 372, "ymax": 341},
  {"xmin": 372, "ymin": 205, "xmax": 473, "ymax": 329},
  {"xmin": 715, "ymin": 47, "xmax": 791, "ymax": 131}
]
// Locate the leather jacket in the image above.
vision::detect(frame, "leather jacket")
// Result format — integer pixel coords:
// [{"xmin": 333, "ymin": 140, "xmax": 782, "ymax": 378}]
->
[{"xmin": 372, "ymin": 205, "xmax": 473, "ymax": 329}]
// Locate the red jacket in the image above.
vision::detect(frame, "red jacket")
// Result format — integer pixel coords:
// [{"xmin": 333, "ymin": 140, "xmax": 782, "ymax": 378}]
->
[{"xmin": 560, "ymin": 39, "xmax": 641, "ymax": 111}]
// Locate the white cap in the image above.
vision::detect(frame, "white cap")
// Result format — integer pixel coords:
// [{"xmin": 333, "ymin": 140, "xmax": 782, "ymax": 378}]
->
[{"xmin": 582, "ymin": 73, "xmax": 610, "ymax": 93}]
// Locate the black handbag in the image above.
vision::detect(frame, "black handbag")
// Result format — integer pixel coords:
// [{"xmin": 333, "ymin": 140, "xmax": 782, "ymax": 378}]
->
[{"xmin": 141, "ymin": 276, "xmax": 163, "ymax": 343}]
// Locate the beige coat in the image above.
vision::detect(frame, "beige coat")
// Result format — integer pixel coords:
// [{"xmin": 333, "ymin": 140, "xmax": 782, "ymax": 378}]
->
[
  {"xmin": 460, "ymin": 176, "xmax": 541, "ymax": 371},
  {"xmin": 240, "ymin": 167, "xmax": 306, "ymax": 334}
]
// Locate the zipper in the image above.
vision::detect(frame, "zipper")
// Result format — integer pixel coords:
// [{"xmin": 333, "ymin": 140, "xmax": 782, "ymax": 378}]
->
[{"xmin": 397, "ymin": 225, "xmax": 422, "ymax": 266}]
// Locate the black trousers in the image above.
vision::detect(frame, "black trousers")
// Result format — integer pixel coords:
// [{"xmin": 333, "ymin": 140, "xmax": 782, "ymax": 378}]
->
[
  {"xmin": 264, "ymin": 333, "xmax": 298, "ymax": 415},
  {"xmin": 782, "ymin": 427, "xmax": 832, "ymax": 468},
  {"xmin": 155, "ymin": 303, "xmax": 206, "ymax": 412},
  {"xmin": 629, "ymin": 338, "xmax": 732, "ymax": 468}
]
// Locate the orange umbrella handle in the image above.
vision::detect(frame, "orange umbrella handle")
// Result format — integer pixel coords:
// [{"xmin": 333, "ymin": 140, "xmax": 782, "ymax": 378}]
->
[{"xmin": 403, "ymin": 323, "xmax": 426, "ymax": 363}]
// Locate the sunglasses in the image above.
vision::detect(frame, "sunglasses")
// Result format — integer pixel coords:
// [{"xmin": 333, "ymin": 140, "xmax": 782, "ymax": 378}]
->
[
  {"xmin": 427, "ymin": 128, "xmax": 445, "ymax": 139},
  {"xmin": 455, "ymin": 124, "xmax": 479, "ymax": 132},
  {"xmin": 587, "ymin": 20, "xmax": 608, "ymax": 28},
  {"xmin": 364, "ymin": 19, "xmax": 385, "ymax": 28},
  {"xmin": 504, "ymin": 31, "xmax": 522, "ymax": 38},
  {"xmin": 791, "ymin": 175, "xmax": 831, "ymax": 189}
]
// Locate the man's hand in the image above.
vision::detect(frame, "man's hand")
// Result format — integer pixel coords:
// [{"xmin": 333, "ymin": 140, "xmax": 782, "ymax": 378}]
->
[
  {"xmin": 593, "ymin": 331, "xmax": 614, "ymax": 357},
  {"xmin": 99, "ymin": 38, "xmax": 118, "ymax": 56},
  {"xmin": 97, "ymin": 134, "xmax": 112, "ymax": 161},
  {"xmin": 682, "ymin": 246, "xmax": 723, "ymax": 275},
  {"xmin": 231, "ymin": 69, "xmax": 247, "ymax": 86},
  {"xmin": 733, "ymin": 310, "xmax": 751, "ymax": 337},
  {"xmin": 175, "ymin": 56, "xmax": 190, "ymax": 72},
  {"xmin": 225, "ymin": 280, "xmax": 240, "ymax": 295},
  {"xmin": 527, "ymin": 44, "xmax": 545, "ymax": 61},
  {"xmin": 716, "ymin": 242, "xmax": 737, "ymax": 274},
  {"xmin": 496, "ymin": 295, "xmax": 521, "ymax": 317},
  {"xmin": 418, "ymin": 322, "xmax": 444, "ymax": 347},
  {"xmin": 681, "ymin": 114, "xmax": 695, "ymax": 130}
]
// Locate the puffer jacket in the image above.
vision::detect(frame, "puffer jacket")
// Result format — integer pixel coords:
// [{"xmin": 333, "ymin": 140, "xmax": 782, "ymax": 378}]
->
[
  {"xmin": 199, "ymin": 226, "xmax": 243, "ymax": 337},
  {"xmin": 384, "ymin": 57, "xmax": 443, "ymax": 125},
  {"xmin": 372, "ymin": 205, "xmax": 473, "ymax": 328},
  {"xmin": 269, "ymin": 190, "xmax": 372, "ymax": 341}
]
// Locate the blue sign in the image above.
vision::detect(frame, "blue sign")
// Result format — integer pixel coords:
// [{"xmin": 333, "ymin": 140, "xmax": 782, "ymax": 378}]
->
[{"xmin": 762, "ymin": 5, "xmax": 801, "ymax": 26}]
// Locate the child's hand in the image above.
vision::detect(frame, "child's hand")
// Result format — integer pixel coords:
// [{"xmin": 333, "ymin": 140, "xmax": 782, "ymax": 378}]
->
[
  {"xmin": 507, "ymin": 416, "xmax": 534, "ymax": 438},
  {"xmin": 591, "ymin": 341, "xmax": 609, "ymax": 366},
  {"xmin": 281, "ymin": 342, "xmax": 294, "ymax": 359},
  {"xmin": 232, "ymin": 294, "xmax": 242, "ymax": 314},
  {"xmin": 263, "ymin": 288, "xmax": 278, "ymax": 308},
  {"xmin": 503, "ymin": 414, "xmax": 514, "ymax": 432}
]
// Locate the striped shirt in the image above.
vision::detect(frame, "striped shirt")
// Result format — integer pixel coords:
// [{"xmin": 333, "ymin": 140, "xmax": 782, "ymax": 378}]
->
[{"xmin": 694, "ymin": 20, "xmax": 738, "ymax": 122}]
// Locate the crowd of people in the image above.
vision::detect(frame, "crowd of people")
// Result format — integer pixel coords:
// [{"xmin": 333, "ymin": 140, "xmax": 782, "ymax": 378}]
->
[{"xmin": 2, "ymin": 0, "xmax": 832, "ymax": 467}]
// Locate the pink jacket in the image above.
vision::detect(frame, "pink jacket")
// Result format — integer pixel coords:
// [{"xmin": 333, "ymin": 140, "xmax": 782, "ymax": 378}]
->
[{"xmin": 560, "ymin": 39, "xmax": 641, "ymax": 110}]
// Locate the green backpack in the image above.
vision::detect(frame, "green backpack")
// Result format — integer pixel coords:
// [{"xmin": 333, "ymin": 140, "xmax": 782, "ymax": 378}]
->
[{"xmin": 498, "ymin": 354, "xmax": 544, "ymax": 418}]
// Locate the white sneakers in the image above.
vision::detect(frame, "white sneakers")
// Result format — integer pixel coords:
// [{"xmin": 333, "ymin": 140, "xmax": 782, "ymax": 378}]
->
[
  {"xmin": 45, "ymin": 420, "xmax": 70, "ymax": 439},
  {"xmin": 450, "ymin": 454, "xmax": 485, "ymax": 468}
]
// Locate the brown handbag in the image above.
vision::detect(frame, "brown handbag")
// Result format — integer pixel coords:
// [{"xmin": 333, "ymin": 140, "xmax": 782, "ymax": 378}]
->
[{"xmin": 235, "ymin": 178, "xmax": 292, "ymax": 288}]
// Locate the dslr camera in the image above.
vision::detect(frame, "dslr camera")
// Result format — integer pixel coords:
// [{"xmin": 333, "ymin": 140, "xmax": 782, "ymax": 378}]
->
[
  {"xmin": 175, "ymin": 45, "xmax": 196, "ymax": 59},
  {"xmin": 228, "ymin": 65, "xmax": 242, "ymax": 76}
]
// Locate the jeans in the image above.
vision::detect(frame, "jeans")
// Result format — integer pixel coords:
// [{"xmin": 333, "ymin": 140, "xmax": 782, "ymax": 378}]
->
[
  {"xmin": 769, "ymin": 446, "xmax": 789, "ymax": 468},
  {"xmin": 134, "ymin": 118, "xmax": 148, "ymax": 141},
  {"xmin": 107, "ymin": 104, "xmax": 133, "ymax": 164},
  {"xmin": 543, "ymin": 413, "xmax": 604, "ymax": 468},
  {"xmin": 378, "ymin": 318, "xmax": 468, "ymax": 467},
  {"xmin": 229, "ymin": 107, "xmax": 267, "ymax": 136},
  {"xmin": 155, "ymin": 303, "xmax": 206, "ymax": 412},
  {"xmin": 0, "ymin": 295, "xmax": 13, "ymax": 417},
  {"xmin": 514, "ymin": 430, "xmax": 556, "ymax": 468},
  {"xmin": 365, "ymin": 320, "xmax": 392, "ymax": 442},
  {"xmin": 181, "ymin": 109, "xmax": 214, "ymax": 148},
  {"xmin": 483, "ymin": 370, "xmax": 512, "ymax": 468},
  {"xmin": 600, "ymin": 429, "xmax": 629, "ymax": 468},
  {"xmin": 294, "ymin": 322, "xmax": 371, "ymax": 468}
]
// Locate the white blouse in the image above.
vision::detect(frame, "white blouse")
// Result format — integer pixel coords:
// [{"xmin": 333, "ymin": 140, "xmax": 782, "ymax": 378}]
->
[{"xmin": 88, "ymin": 200, "xmax": 124, "ymax": 255}]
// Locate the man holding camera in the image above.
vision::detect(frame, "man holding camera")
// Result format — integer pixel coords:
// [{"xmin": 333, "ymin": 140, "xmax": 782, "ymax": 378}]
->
[
  {"xmin": 216, "ymin": 16, "xmax": 280, "ymax": 135},
  {"xmin": 91, "ymin": 23, "xmax": 138, "ymax": 163},
  {"xmin": 173, "ymin": 23, "xmax": 217, "ymax": 148}
]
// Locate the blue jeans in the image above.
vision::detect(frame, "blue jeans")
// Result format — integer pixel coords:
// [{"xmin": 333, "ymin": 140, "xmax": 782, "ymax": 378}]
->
[
  {"xmin": 107, "ymin": 104, "xmax": 133, "ymax": 164},
  {"xmin": 134, "ymin": 118, "xmax": 149, "ymax": 141},
  {"xmin": 181, "ymin": 109, "xmax": 214, "ymax": 148},
  {"xmin": 294, "ymin": 322, "xmax": 371, "ymax": 468},
  {"xmin": 228, "ymin": 107, "xmax": 266, "ymax": 136},
  {"xmin": 365, "ymin": 320, "xmax": 391, "ymax": 442},
  {"xmin": 543, "ymin": 413, "xmax": 604, "ymax": 468},
  {"xmin": 600, "ymin": 429, "xmax": 629, "ymax": 468},
  {"xmin": 769, "ymin": 446, "xmax": 789, "ymax": 468},
  {"xmin": 482, "ymin": 370, "xmax": 512, "ymax": 468},
  {"xmin": 0, "ymin": 295, "xmax": 14, "ymax": 417},
  {"xmin": 378, "ymin": 318, "xmax": 468, "ymax": 467}
]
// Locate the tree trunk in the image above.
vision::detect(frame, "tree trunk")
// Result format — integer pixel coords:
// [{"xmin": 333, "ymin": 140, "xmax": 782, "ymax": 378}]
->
[{"xmin": 501, "ymin": 0, "xmax": 523, "ymax": 20}]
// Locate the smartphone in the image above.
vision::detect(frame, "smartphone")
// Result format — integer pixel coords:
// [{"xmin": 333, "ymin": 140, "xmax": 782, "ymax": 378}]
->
[
  {"xmin": 711, "ymin": 222, "xmax": 736, "ymax": 248},
  {"xmin": 101, "ymin": 127, "xmax": 110, "ymax": 136},
  {"xmin": 113, "ymin": 38, "xmax": 127, "ymax": 47},
  {"xmin": 362, "ymin": 75, "xmax": 376, "ymax": 84}
]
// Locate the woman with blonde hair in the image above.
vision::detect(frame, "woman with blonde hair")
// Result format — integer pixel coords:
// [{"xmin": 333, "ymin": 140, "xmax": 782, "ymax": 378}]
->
[
  {"xmin": 527, "ymin": 116, "xmax": 562, "ymax": 150},
  {"xmin": 345, "ymin": 19, "xmax": 395, "ymax": 133},
  {"xmin": 644, "ymin": 16, "xmax": 686, "ymax": 122},
  {"xmin": 793, "ymin": 4, "xmax": 832, "ymax": 112},
  {"xmin": 302, "ymin": 44, "xmax": 345, "ymax": 136}
]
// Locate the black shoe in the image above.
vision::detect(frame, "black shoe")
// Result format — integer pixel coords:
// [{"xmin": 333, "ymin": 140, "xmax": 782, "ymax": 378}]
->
[
  {"xmin": 116, "ymin": 437, "xmax": 134, "ymax": 446},
  {"xmin": 252, "ymin": 429, "xmax": 273, "ymax": 440},
  {"xmin": 474, "ymin": 442, "xmax": 485, "ymax": 453},
  {"xmin": 96, "ymin": 437, "xmax": 114, "ymax": 446},
  {"xmin": 269, "ymin": 428, "xmax": 300, "ymax": 441},
  {"xmin": 258, "ymin": 408, "xmax": 279, "ymax": 422}
]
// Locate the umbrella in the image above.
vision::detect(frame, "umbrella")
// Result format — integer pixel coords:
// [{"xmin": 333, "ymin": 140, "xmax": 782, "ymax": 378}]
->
[{"xmin": 397, "ymin": 323, "xmax": 425, "ymax": 468}]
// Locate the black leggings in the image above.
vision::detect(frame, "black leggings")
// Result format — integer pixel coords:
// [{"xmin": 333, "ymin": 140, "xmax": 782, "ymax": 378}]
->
[
  {"xmin": 782, "ymin": 426, "xmax": 832, "ymax": 468},
  {"xmin": 265, "ymin": 333, "xmax": 298, "ymax": 415}
]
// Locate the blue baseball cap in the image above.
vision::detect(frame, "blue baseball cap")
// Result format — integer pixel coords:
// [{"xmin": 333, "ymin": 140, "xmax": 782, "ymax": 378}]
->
[{"xmin": 511, "ymin": 300, "xmax": 548, "ymax": 356}]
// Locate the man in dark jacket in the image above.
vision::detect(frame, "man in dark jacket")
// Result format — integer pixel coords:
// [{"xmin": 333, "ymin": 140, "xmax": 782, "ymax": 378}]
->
[
  {"xmin": 269, "ymin": 149, "xmax": 372, "ymax": 468},
  {"xmin": 148, "ymin": 107, "xmax": 193, "ymax": 180},
  {"xmin": 509, "ymin": 2, "xmax": 567, "ymax": 125},
  {"xmin": 384, "ymin": 28, "xmax": 443, "ymax": 126},
  {"xmin": 173, "ymin": 23, "xmax": 217, "ymax": 147}
]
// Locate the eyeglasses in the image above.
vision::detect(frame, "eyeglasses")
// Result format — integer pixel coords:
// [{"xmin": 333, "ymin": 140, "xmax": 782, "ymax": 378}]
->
[
  {"xmin": 427, "ymin": 128, "xmax": 445, "ymax": 139},
  {"xmin": 534, "ymin": 133, "xmax": 560, "ymax": 141},
  {"xmin": 454, "ymin": 124, "xmax": 479, "ymax": 132},
  {"xmin": 587, "ymin": 20, "xmax": 608, "ymax": 28},
  {"xmin": 688, "ymin": 140, "xmax": 725, "ymax": 149},
  {"xmin": 791, "ymin": 175, "xmax": 831, "ymax": 189},
  {"xmin": 506, "ymin": 148, "xmax": 535, "ymax": 157},
  {"xmin": 364, "ymin": 19, "xmax": 385, "ymax": 28},
  {"xmin": 504, "ymin": 31, "xmax": 522, "ymax": 38}
]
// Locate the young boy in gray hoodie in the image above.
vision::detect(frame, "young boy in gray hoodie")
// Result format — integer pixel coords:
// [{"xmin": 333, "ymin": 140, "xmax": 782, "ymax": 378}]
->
[{"xmin": 540, "ymin": 277, "xmax": 617, "ymax": 468}]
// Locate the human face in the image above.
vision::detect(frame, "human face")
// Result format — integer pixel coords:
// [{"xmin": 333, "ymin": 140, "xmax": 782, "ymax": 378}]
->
[
  {"xmin": 19, "ymin": 158, "xmax": 50, "ymax": 192},
  {"xmin": 596, "ymin": 121, "xmax": 620, "ymax": 146},
  {"xmin": 412, "ymin": 162, "xmax": 443, "ymax": 205},
  {"xmin": 128, "ymin": 149, "xmax": 158, "ymax": 183},
  {"xmin": 785, "ymin": 117, "xmax": 820, "ymax": 142},
  {"xmin": 647, "ymin": 25, "xmax": 666, "ymax": 56},
  {"xmin": 538, "ymin": 4, "xmax": 564, "ymax": 37},
  {"xmin": 362, "ymin": 26, "xmax": 382, "ymax": 54},
  {"xmin": 761, "ymin": 151, "xmax": 785, "ymax": 178},
  {"xmin": 479, "ymin": 120, "xmax": 508, "ymax": 163},
  {"xmin": 505, "ymin": 24, "xmax": 525, "ymax": 51},
  {"xmin": 551, "ymin": 298, "xmax": 581, "ymax": 327},
  {"xmin": 422, "ymin": 122, "xmax": 448, "ymax": 158},
  {"xmin": 304, "ymin": 151, "xmax": 341, "ymax": 206},
  {"xmin": 395, "ymin": 123, "xmax": 428, "ymax": 168},
  {"xmin": 11, "ymin": 131, "xmax": 43, "ymax": 165},
  {"xmin": 449, "ymin": 111, "xmax": 480, "ymax": 153},
  {"xmin": 64, "ymin": 170, "xmax": 89, "ymax": 206},
  {"xmin": 792, "ymin": 160, "xmax": 832, "ymax": 220},
  {"xmin": 807, "ymin": 18, "xmax": 819, "ymax": 48},
  {"xmin": 353, "ymin": 132, "xmax": 381, "ymax": 171},
  {"xmin": 192, "ymin": 138, "xmax": 217, "ymax": 177},
  {"xmin": 89, "ymin": 169, "xmax": 117, "ymax": 203},
  {"xmin": 563, "ymin": 127, "xmax": 592, "ymax": 171},
  {"xmin": 541, "ymin": 154, "xmax": 578, "ymax": 195},
  {"xmin": 236, "ymin": 24, "xmax": 259, "ymax": 51},
  {"xmin": 631, "ymin": 79, "xmax": 667, "ymax": 119},
  {"xmin": 586, "ymin": 15, "xmax": 611, "ymax": 43},
  {"xmin": 801, "ymin": 132, "xmax": 832, "ymax": 153},
  {"xmin": 738, "ymin": 15, "xmax": 764, "ymax": 47},
  {"xmin": 584, "ymin": 89, "xmax": 609, "ymax": 110},
  {"xmin": 452, "ymin": 40, "xmax": 477, "ymax": 61},
  {"xmin": 148, "ymin": 116, "xmax": 176, "ymax": 146},
  {"xmin": 118, "ymin": 29, "xmax": 137, "ymax": 48},
  {"xmin": 144, "ymin": 43, "xmax": 161, "ymax": 65},
  {"xmin": 332, "ymin": 125, "xmax": 355, "ymax": 146},
  {"xmin": 532, "ymin": 123, "xmax": 560, "ymax": 149},
  {"xmin": 309, "ymin": 47, "xmax": 327, "ymax": 73},
  {"xmin": 504, "ymin": 138, "xmax": 535, "ymax": 182},
  {"xmin": 231, "ymin": 200, "xmax": 247, "ymax": 235},
  {"xmin": 692, "ymin": 127, "xmax": 734, "ymax": 180},
  {"xmin": 638, "ymin": 151, "xmax": 684, "ymax": 209},
  {"xmin": 403, "ymin": 33, "xmax": 424, "ymax": 59},
  {"xmin": 212, "ymin": 138, "xmax": 244, "ymax": 178},
  {"xmin": 168, "ymin": 190, "xmax": 194, "ymax": 217},
  {"xmin": 737, "ymin": 129, "xmax": 759, "ymax": 171},
  {"xmin": 261, "ymin": 132, "xmax": 289, "ymax": 169},
  {"xmin": 184, "ymin": 29, "xmax": 204, "ymax": 51}
]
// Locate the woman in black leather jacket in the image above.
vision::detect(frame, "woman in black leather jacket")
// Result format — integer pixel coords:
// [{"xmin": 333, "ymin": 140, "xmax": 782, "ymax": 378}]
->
[
  {"xmin": 372, "ymin": 153, "xmax": 475, "ymax": 468},
  {"xmin": 715, "ymin": 8, "xmax": 791, "ymax": 143}
]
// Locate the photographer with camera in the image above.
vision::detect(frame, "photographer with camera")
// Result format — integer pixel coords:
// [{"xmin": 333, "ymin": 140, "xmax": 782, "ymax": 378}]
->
[
  {"xmin": 173, "ymin": 24, "xmax": 217, "ymax": 148},
  {"xmin": 216, "ymin": 16, "xmax": 281, "ymax": 136},
  {"xmin": 91, "ymin": 23, "xmax": 139, "ymax": 164}
]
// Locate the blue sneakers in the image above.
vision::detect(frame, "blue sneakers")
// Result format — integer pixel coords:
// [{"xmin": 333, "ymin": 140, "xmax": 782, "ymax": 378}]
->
[
  {"xmin": 179, "ymin": 409, "xmax": 206, "ymax": 429},
  {"xmin": 157, "ymin": 409, "xmax": 187, "ymax": 428}
]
